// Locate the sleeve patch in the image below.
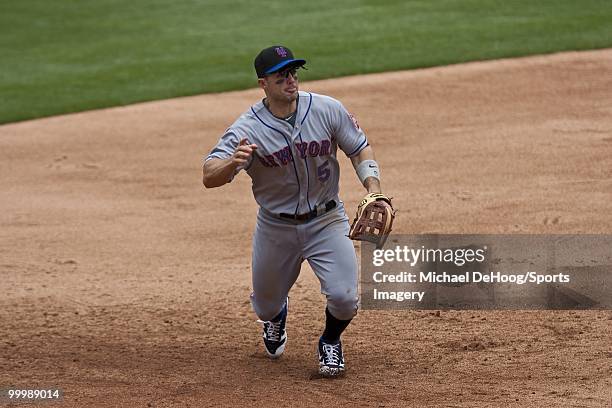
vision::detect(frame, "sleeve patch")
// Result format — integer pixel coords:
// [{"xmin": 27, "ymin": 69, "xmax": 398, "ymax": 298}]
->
[{"xmin": 348, "ymin": 113, "xmax": 360, "ymax": 130}]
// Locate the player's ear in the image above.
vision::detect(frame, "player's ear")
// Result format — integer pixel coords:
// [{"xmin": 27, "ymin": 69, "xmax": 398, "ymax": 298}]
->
[{"xmin": 258, "ymin": 78, "xmax": 267, "ymax": 90}]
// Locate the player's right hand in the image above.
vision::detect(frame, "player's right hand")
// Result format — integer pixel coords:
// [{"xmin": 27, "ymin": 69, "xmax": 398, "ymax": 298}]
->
[{"xmin": 232, "ymin": 138, "xmax": 258, "ymax": 166}]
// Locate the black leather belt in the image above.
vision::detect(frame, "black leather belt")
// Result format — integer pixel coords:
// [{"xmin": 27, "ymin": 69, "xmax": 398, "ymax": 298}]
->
[{"xmin": 279, "ymin": 200, "xmax": 337, "ymax": 222}]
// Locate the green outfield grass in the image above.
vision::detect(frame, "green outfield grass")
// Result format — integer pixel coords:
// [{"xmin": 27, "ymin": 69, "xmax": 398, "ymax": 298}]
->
[{"xmin": 1, "ymin": 0, "xmax": 611, "ymax": 123}]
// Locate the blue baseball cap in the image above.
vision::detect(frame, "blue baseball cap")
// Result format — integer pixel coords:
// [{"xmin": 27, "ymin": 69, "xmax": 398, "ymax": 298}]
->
[{"xmin": 254, "ymin": 46, "xmax": 306, "ymax": 78}]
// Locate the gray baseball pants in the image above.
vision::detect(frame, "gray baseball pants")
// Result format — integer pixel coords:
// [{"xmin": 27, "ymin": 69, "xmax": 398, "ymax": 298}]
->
[{"xmin": 250, "ymin": 200, "xmax": 359, "ymax": 321}]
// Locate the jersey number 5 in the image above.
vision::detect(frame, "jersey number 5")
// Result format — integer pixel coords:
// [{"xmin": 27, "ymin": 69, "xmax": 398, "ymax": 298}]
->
[{"xmin": 317, "ymin": 160, "xmax": 331, "ymax": 182}]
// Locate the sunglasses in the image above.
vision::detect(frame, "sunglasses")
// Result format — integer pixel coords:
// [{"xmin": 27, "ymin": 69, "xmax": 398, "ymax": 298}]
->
[{"xmin": 271, "ymin": 67, "xmax": 301, "ymax": 84}]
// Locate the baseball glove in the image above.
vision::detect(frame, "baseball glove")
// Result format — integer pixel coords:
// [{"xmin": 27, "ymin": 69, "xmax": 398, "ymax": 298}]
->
[{"xmin": 348, "ymin": 193, "xmax": 396, "ymax": 249}]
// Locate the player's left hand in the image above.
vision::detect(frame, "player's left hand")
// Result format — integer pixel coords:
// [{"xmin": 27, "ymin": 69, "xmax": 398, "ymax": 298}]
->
[{"xmin": 348, "ymin": 193, "xmax": 396, "ymax": 249}]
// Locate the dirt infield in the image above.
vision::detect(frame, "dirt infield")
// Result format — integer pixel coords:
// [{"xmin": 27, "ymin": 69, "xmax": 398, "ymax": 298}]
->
[{"xmin": 1, "ymin": 50, "xmax": 611, "ymax": 407}]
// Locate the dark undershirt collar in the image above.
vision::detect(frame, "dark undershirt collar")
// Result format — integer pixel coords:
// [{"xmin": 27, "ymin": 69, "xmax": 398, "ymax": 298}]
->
[{"xmin": 263, "ymin": 97, "xmax": 299, "ymax": 127}]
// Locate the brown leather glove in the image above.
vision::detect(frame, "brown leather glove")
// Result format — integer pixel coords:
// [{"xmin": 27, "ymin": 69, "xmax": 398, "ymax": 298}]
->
[{"xmin": 348, "ymin": 193, "xmax": 396, "ymax": 249}]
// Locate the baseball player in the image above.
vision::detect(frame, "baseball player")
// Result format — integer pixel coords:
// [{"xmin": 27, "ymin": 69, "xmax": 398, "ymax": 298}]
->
[{"xmin": 202, "ymin": 45, "xmax": 385, "ymax": 377}]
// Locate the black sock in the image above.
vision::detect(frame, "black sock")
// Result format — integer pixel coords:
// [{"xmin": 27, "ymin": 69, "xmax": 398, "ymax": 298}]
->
[
  {"xmin": 321, "ymin": 307, "xmax": 352, "ymax": 343},
  {"xmin": 270, "ymin": 299, "xmax": 287, "ymax": 322}
]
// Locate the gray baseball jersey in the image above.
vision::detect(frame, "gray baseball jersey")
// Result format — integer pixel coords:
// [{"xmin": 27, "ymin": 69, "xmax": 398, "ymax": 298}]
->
[
  {"xmin": 206, "ymin": 91, "xmax": 368, "ymax": 214},
  {"xmin": 205, "ymin": 90, "xmax": 366, "ymax": 323}
]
